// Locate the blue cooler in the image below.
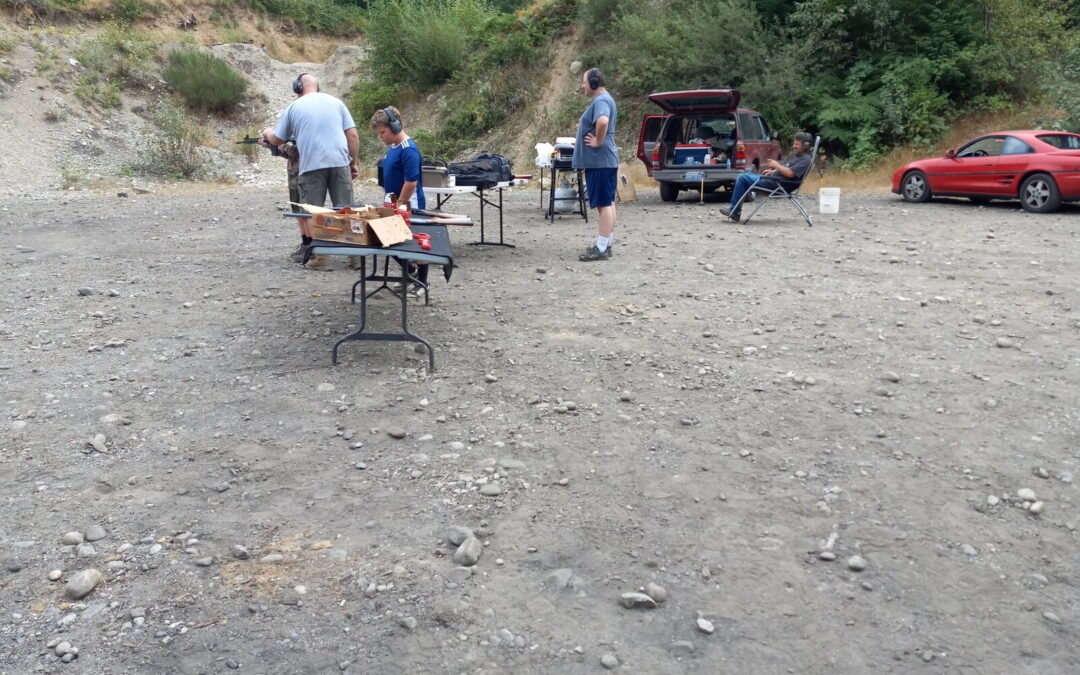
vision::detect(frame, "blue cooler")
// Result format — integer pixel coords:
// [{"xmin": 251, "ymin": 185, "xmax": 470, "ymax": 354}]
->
[{"xmin": 674, "ymin": 144, "xmax": 709, "ymax": 165}]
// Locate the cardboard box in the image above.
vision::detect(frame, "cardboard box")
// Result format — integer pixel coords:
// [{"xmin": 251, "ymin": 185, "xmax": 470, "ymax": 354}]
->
[{"xmin": 301, "ymin": 205, "xmax": 411, "ymax": 247}]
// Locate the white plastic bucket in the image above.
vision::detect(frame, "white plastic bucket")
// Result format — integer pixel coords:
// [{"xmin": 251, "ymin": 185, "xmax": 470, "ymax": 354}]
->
[{"xmin": 819, "ymin": 187, "xmax": 840, "ymax": 214}]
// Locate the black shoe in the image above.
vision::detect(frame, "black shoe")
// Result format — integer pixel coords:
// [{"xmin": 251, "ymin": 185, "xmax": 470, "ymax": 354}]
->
[
  {"xmin": 720, "ymin": 207, "xmax": 741, "ymax": 223},
  {"xmin": 578, "ymin": 245, "xmax": 610, "ymax": 262}
]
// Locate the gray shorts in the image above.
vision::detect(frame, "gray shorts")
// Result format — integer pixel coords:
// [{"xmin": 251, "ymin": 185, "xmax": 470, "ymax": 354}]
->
[{"xmin": 297, "ymin": 166, "xmax": 353, "ymax": 209}]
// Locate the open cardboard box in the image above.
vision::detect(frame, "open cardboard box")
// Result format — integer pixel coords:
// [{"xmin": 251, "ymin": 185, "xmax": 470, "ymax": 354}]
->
[{"xmin": 291, "ymin": 203, "xmax": 412, "ymax": 247}]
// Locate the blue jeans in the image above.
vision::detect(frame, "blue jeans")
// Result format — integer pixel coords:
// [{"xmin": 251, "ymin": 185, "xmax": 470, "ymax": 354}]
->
[{"xmin": 729, "ymin": 173, "xmax": 778, "ymax": 213}]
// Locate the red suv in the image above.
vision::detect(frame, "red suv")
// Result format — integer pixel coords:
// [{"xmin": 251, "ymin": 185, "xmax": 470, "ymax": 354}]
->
[{"xmin": 636, "ymin": 89, "xmax": 782, "ymax": 201}]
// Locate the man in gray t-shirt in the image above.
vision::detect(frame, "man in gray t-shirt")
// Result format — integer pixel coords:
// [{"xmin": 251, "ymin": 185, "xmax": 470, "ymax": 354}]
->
[
  {"xmin": 263, "ymin": 74, "xmax": 359, "ymax": 270},
  {"xmin": 572, "ymin": 68, "xmax": 620, "ymax": 262}
]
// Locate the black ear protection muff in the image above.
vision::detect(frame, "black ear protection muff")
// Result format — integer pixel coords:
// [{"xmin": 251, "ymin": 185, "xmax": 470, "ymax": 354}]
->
[
  {"xmin": 292, "ymin": 73, "xmax": 306, "ymax": 96},
  {"xmin": 384, "ymin": 107, "xmax": 402, "ymax": 134},
  {"xmin": 587, "ymin": 68, "xmax": 601, "ymax": 90}
]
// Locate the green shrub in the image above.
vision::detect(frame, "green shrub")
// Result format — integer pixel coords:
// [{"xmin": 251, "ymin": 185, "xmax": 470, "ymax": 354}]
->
[
  {"xmin": 139, "ymin": 102, "xmax": 206, "ymax": 178},
  {"xmin": 348, "ymin": 81, "xmax": 398, "ymax": 123},
  {"xmin": 109, "ymin": 0, "xmax": 149, "ymax": 25},
  {"xmin": 367, "ymin": 0, "xmax": 492, "ymax": 88},
  {"xmin": 74, "ymin": 77, "xmax": 122, "ymax": 107},
  {"xmin": 244, "ymin": 0, "xmax": 366, "ymax": 34},
  {"xmin": 75, "ymin": 23, "xmax": 155, "ymax": 89},
  {"xmin": 164, "ymin": 47, "xmax": 248, "ymax": 113},
  {"xmin": 0, "ymin": 32, "xmax": 14, "ymax": 55}
]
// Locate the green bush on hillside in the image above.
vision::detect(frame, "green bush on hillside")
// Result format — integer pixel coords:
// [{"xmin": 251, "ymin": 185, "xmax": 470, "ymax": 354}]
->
[
  {"xmin": 164, "ymin": 47, "xmax": 248, "ymax": 113},
  {"xmin": 140, "ymin": 101, "xmax": 206, "ymax": 178},
  {"xmin": 245, "ymin": 0, "xmax": 366, "ymax": 34},
  {"xmin": 366, "ymin": 0, "xmax": 492, "ymax": 88}
]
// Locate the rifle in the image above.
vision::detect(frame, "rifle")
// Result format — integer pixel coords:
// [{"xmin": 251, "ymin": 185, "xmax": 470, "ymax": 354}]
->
[{"xmin": 236, "ymin": 133, "xmax": 283, "ymax": 157}]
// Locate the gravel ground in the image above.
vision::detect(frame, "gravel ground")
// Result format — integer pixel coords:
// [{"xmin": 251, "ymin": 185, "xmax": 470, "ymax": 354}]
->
[{"xmin": 1, "ymin": 183, "xmax": 1078, "ymax": 674}]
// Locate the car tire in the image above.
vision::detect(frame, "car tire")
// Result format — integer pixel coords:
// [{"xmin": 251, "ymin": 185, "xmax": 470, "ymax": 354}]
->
[
  {"xmin": 901, "ymin": 171, "xmax": 931, "ymax": 203},
  {"xmin": 659, "ymin": 181, "xmax": 678, "ymax": 202},
  {"xmin": 1019, "ymin": 173, "xmax": 1061, "ymax": 213}
]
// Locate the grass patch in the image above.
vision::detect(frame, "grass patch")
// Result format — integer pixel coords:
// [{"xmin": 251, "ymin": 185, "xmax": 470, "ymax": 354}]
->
[
  {"xmin": 164, "ymin": 46, "xmax": 247, "ymax": 113},
  {"xmin": 0, "ymin": 32, "xmax": 15, "ymax": 54},
  {"xmin": 108, "ymin": 0, "xmax": 150, "ymax": 25},
  {"xmin": 75, "ymin": 22, "xmax": 156, "ymax": 98}
]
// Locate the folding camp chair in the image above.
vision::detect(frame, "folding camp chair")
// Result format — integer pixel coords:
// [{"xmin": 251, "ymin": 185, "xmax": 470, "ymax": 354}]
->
[{"xmin": 730, "ymin": 135, "xmax": 822, "ymax": 227}]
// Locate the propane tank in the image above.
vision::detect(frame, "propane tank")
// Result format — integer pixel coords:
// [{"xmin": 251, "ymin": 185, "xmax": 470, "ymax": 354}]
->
[{"xmin": 554, "ymin": 177, "xmax": 577, "ymax": 213}]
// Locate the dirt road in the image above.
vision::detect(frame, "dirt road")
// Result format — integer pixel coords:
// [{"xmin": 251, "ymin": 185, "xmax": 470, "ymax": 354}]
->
[{"xmin": 1, "ymin": 184, "xmax": 1077, "ymax": 674}]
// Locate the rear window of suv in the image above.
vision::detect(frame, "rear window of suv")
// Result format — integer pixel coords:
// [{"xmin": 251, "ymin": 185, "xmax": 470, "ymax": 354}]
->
[{"xmin": 1037, "ymin": 134, "xmax": 1080, "ymax": 149}]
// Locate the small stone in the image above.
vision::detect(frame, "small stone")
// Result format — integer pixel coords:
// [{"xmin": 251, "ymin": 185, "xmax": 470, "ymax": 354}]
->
[
  {"xmin": 398, "ymin": 616, "xmax": 418, "ymax": 630},
  {"xmin": 1034, "ymin": 467, "xmax": 1049, "ymax": 479},
  {"xmin": 961, "ymin": 544, "xmax": 977, "ymax": 556},
  {"xmin": 996, "ymin": 337, "xmax": 1014, "ymax": 348},
  {"xmin": 1017, "ymin": 488, "xmax": 1037, "ymax": 501},
  {"xmin": 453, "ymin": 536, "xmax": 483, "ymax": 566},
  {"xmin": 54, "ymin": 641, "xmax": 72, "ymax": 656},
  {"xmin": 480, "ymin": 484, "xmax": 502, "ymax": 497},
  {"xmin": 847, "ymin": 555, "xmax": 867, "ymax": 571},
  {"xmin": 84, "ymin": 525, "xmax": 107, "ymax": 542},
  {"xmin": 61, "ymin": 532, "xmax": 85, "ymax": 545},
  {"xmin": 445, "ymin": 525, "xmax": 473, "ymax": 546},
  {"xmin": 49, "ymin": 569, "xmax": 63, "ymax": 581},
  {"xmin": 644, "ymin": 582, "xmax": 668, "ymax": 603},
  {"xmin": 485, "ymin": 373, "xmax": 498, "ymax": 383},
  {"xmin": 77, "ymin": 287, "xmax": 94, "ymax": 296},
  {"xmin": 260, "ymin": 554, "xmax": 284, "ymax": 563},
  {"xmin": 309, "ymin": 540, "xmax": 333, "ymax": 551},
  {"xmin": 881, "ymin": 371, "xmax": 900, "ymax": 382},
  {"xmin": 194, "ymin": 557, "xmax": 214, "ymax": 567},
  {"xmin": 619, "ymin": 592, "xmax": 658, "ymax": 609},
  {"xmin": 1029, "ymin": 501, "xmax": 1045, "ymax": 514},
  {"xmin": 65, "ymin": 569, "xmax": 102, "ymax": 599},
  {"xmin": 449, "ymin": 441, "xmax": 466, "ymax": 452},
  {"xmin": 987, "ymin": 495, "xmax": 1000, "ymax": 506},
  {"xmin": 232, "ymin": 545, "xmax": 251, "ymax": 560},
  {"xmin": 600, "ymin": 653, "xmax": 620, "ymax": 669},
  {"xmin": 671, "ymin": 640, "xmax": 695, "ymax": 654},
  {"xmin": 76, "ymin": 543, "xmax": 96, "ymax": 558},
  {"xmin": 920, "ymin": 650, "xmax": 934, "ymax": 663},
  {"xmin": 317, "ymin": 383, "xmax": 335, "ymax": 392},
  {"xmin": 818, "ymin": 551, "xmax": 836, "ymax": 561},
  {"xmin": 1042, "ymin": 611, "xmax": 1062, "ymax": 624},
  {"xmin": 696, "ymin": 617, "xmax": 715, "ymax": 634},
  {"xmin": 387, "ymin": 427, "xmax": 407, "ymax": 439}
]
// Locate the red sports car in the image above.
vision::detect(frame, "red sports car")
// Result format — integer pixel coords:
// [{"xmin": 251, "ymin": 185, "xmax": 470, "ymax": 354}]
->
[{"xmin": 891, "ymin": 130, "xmax": 1080, "ymax": 213}]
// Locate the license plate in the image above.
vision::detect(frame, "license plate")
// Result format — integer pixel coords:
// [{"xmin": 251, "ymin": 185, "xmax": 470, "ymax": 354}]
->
[{"xmin": 683, "ymin": 171, "xmax": 703, "ymax": 181}]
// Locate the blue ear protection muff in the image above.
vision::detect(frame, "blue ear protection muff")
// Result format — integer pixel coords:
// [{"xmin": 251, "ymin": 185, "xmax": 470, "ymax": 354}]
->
[
  {"xmin": 587, "ymin": 68, "xmax": 601, "ymax": 90},
  {"xmin": 292, "ymin": 73, "xmax": 306, "ymax": 96},
  {"xmin": 384, "ymin": 107, "xmax": 402, "ymax": 134}
]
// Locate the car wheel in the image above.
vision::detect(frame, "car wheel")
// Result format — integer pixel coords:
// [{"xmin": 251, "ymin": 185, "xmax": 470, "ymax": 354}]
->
[
  {"xmin": 659, "ymin": 181, "xmax": 678, "ymax": 202},
  {"xmin": 1019, "ymin": 173, "xmax": 1061, "ymax": 213},
  {"xmin": 901, "ymin": 171, "xmax": 931, "ymax": 203}
]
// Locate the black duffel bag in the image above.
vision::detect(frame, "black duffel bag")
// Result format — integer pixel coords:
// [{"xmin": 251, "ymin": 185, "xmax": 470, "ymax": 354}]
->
[{"xmin": 449, "ymin": 152, "xmax": 513, "ymax": 189}]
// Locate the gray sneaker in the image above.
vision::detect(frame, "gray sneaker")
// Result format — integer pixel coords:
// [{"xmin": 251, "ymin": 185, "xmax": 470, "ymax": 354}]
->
[{"xmin": 579, "ymin": 245, "xmax": 611, "ymax": 262}]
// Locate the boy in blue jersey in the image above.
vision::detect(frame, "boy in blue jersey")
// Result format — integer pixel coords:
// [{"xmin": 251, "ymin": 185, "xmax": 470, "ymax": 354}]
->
[{"xmin": 371, "ymin": 107, "xmax": 428, "ymax": 297}]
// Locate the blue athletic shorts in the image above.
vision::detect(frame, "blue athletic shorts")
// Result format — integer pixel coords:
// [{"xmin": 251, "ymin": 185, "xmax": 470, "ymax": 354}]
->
[{"xmin": 585, "ymin": 167, "xmax": 618, "ymax": 209}]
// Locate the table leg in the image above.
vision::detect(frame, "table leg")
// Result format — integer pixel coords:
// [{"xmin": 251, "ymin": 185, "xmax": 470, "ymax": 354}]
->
[
  {"xmin": 468, "ymin": 187, "xmax": 515, "ymax": 248},
  {"xmin": 332, "ymin": 257, "xmax": 436, "ymax": 371}
]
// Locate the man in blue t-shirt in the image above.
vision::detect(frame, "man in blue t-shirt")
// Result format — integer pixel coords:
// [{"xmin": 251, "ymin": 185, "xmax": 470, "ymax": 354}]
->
[
  {"xmin": 572, "ymin": 67, "xmax": 620, "ymax": 262},
  {"xmin": 371, "ymin": 106, "xmax": 429, "ymax": 297}
]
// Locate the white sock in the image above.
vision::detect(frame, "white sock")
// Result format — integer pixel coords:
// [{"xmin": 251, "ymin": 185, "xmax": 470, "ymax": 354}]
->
[{"xmin": 596, "ymin": 236, "xmax": 610, "ymax": 252}]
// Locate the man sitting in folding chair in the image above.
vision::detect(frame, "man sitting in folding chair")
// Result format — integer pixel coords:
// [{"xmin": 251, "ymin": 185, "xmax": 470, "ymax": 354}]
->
[{"xmin": 721, "ymin": 131, "xmax": 817, "ymax": 226}]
